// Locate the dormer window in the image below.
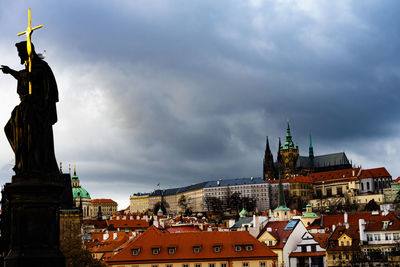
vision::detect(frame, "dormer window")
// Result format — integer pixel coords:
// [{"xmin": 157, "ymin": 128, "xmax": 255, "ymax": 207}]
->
[
  {"xmin": 245, "ymin": 245, "xmax": 253, "ymax": 251},
  {"xmin": 234, "ymin": 245, "xmax": 242, "ymax": 252},
  {"xmin": 168, "ymin": 247, "xmax": 176, "ymax": 254},
  {"xmin": 193, "ymin": 246, "xmax": 201, "ymax": 253},
  {"xmin": 131, "ymin": 248, "xmax": 140, "ymax": 255},
  {"xmin": 213, "ymin": 245, "xmax": 222, "ymax": 253},
  {"xmin": 152, "ymin": 248, "xmax": 160, "ymax": 255}
]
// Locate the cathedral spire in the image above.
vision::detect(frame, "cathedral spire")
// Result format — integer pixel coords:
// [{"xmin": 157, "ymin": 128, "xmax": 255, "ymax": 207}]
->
[
  {"xmin": 263, "ymin": 136, "xmax": 275, "ymax": 180},
  {"xmin": 284, "ymin": 121, "xmax": 295, "ymax": 149},
  {"xmin": 309, "ymin": 134, "xmax": 314, "ymax": 159}
]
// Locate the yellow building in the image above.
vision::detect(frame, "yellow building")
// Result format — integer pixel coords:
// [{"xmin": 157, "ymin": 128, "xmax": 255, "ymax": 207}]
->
[
  {"xmin": 130, "ymin": 193, "xmax": 150, "ymax": 213},
  {"xmin": 325, "ymin": 225, "xmax": 359, "ymax": 267},
  {"xmin": 107, "ymin": 225, "xmax": 277, "ymax": 266},
  {"xmin": 90, "ymin": 199, "xmax": 118, "ymax": 218}
]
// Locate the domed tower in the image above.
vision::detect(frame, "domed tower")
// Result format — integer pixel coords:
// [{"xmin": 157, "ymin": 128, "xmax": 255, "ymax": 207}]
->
[
  {"xmin": 278, "ymin": 121, "xmax": 299, "ymax": 179},
  {"xmin": 71, "ymin": 165, "xmax": 91, "ymax": 218}
]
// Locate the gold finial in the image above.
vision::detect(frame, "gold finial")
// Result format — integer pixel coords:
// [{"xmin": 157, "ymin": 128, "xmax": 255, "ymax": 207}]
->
[
  {"xmin": 17, "ymin": 8, "xmax": 44, "ymax": 95},
  {"xmin": 74, "ymin": 165, "xmax": 77, "ymax": 176}
]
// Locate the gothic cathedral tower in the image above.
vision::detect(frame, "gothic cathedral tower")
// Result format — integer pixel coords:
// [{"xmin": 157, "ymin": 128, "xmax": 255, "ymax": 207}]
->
[
  {"xmin": 263, "ymin": 136, "xmax": 275, "ymax": 180},
  {"xmin": 278, "ymin": 122, "xmax": 299, "ymax": 179}
]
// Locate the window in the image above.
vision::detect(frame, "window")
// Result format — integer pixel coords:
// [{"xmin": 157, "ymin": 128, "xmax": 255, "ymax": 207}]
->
[
  {"xmin": 245, "ymin": 245, "xmax": 253, "ymax": 251},
  {"xmin": 326, "ymin": 188, "xmax": 332, "ymax": 197},
  {"xmin": 394, "ymin": 233, "xmax": 400, "ymax": 240},
  {"xmin": 183, "ymin": 265, "xmax": 189, "ymax": 267},
  {"xmin": 341, "ymin": 241, "xmax": 344, "ymax": 246},
  {"xmin": 345, "ymin": 253, "xmax": 349, "ymax": 260},
  {"xmin": 193, "ymin": 246, "xmax": 201, "ymax": 253},
  {"xmin": 385, "ymin": 234, "xmax": 392, "ymax": 241},
  {"xmin": 167, "ymin": 265, "xmax": 172, "ymax": 267},
  {"xmin": 234, "ymin": 245, "xmax": 242, "ymax": 252},
  {"xmin": 337, "ymin": 187, "xmax": 343, "ymax": 195},
  {"xmin": 243, "ymin": 263, "xmax": 249, "ymax": 267},
  {"xmin": 152, "ymin": 248, "xmax": 160, "ymax": 255},
  {"xmin": 131, "ymin": 248, "xmax": 140, "ymax": 255},
  {"xmin": 260, "ymin": 262, "xmax": 266, "ymax": 267},
  {"xmin": 311, "ymin": 245, "xmax": 316, "ymax": 252},
  {"xmin": 168, "ymin": 247, "xmax": 176, "ymax": 254},
  {"xmin": 301, "ymin": 246, "xmax": 306, "ymax": 252},
  {"xmin": 152, "ymin": 265, "xmax": 158, "ymax": 267},
  {"xmin": 347, "ymin": 241, "xmax": 350, "ymax": 246},
  {"xmin": 195, "ymin": 264, "xmax": 201, "ymax": 267},
  {"xmin": 213, "ymin": 245, "xmax": 221, "ymax": 253},
  {"xmin": 221, "ymin": 264, "xmax": 227, "ymax": 267},
  {"xmin": 367, "ymin": 182, "xmax": 370, "ymax": 190},
  {"xmin": 374, "ymin": 234, "xmax": 381, "ymax": 241},
  {"xmin": 268, "ymin": 241, "xmax": 273, "ymax": 246},
  {"xmin": 361, "ymin": 183, "xmax": 364, "ymax": 191},
  {"xmin": 332, "ymin": 254, "xmax": 336, "ymax": 260},
  {"xmin": 209, "ymin": 264, "xmax": 215, "ymax": 267}
]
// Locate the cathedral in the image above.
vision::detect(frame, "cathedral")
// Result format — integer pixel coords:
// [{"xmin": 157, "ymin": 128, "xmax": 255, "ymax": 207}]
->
[{"xmin": 263, "ymin": 122, "xmax": 352, "ymax": 180}]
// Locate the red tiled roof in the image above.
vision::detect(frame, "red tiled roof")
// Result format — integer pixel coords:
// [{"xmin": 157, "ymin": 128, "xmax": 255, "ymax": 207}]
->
[
  {"xmin": 290, "ymin": 251, "xmax": 325, "ymax": 257},
  {"xmin": 107, "ymin": 219, "xmax": 149, "ymax": 230},
  {"xmin": 310, "ymin": 168, "xmax": 360, "ymax": 185},
  {"xmin": 91, "ymin": 199, "xmax": 118, "ymax": 204},
  {"xmin": 258, "ymin": 221, "xmax": 296, "ymax": 249},
  {"xmin": 326, "ymin": 225, "xmax": 360, "ymax": 252},
  {"xmin": 107, "ymin": 225, "xmax": 277, "ymax": 265},
  {"xmin": 364, "ymin": 212, "xmax": 400, "ymax": 231},
  {"xmin": 87, "ymin": 231, "xmax": 131, "ymax": 253},
  {"xmin": 317, "ymin": 212, "xmax": 396, "ymax": 232},
  {"xmin": 395, "ymin": 177, "xmax": 400, "ymax": 183},
  {"xmin": 312, "ymin": 233, "xmax": 330, "ymax": 249},
  {"xmin": 289, "ymin": 176, "xmax": 313, "ymax": 183},
  {"xmin": 83, "ymin": 219, "xmax": 108, "ymax": 229},
  {"xmin": 166, "ymin": 225, "xmax": 201, "ymax": 233},
  {"xmin": 358, "ymin": 167, "xmax": 391, "ymax": 179}
]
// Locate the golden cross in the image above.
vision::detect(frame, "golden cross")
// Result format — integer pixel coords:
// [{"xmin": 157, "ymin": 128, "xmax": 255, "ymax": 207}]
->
[{"xmin": 17, "ymin": 8, "xmax": 43, "ymax": 94}]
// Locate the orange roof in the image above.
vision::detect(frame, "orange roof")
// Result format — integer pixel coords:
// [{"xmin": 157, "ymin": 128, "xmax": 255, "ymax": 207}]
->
[
  {"xmin": 395, "ymin": 177, "xmax": 400, "ymax": 183},
  {"xmin": 358, "ymin": 167, "xmax": 391, "ymax": 179},
  {"xmin": 312, "ymin": 233, "xmax": 330, "ymax": 249},
  {"xmin": 289, "ymin": 176, "xmax": 312, "ymax": 183},
  {"xmin": 258, "ymin": 221, "xmax": 296, "ymax": 249},
  {"xmin": 107, "ymin": 219, "xmax": 149, "ymax": 230},
  {"xmin": 107, "ymin": 225, "xmax": 277, "ymax": 265},
  {"xmin": 91, "ymin": 199, "xmax": 118, "ymax": 204},
  {"xmin": 310, "ymin": 168, "xmax": 360, "ymax": 185},
  {"xmin": 87, "ymin": 231, "xmax": 132, "ymax": 253},
  {"xmin": 364, "ymin": 212, "xmax": 400, "ymax": 231},
  {"xmin": 290, "ymin": 251, "xmax": 325, "ymax": 257}
]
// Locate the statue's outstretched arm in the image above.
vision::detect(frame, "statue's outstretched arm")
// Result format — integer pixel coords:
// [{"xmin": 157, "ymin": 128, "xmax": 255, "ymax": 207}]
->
[{"xmin": 1, "ymin": 65, "xmax": 19, "ymax": 80}]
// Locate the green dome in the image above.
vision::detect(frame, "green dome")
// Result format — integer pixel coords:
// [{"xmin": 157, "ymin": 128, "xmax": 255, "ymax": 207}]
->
[
  {"xmin": 239, "ymin": 208, "xmax": 248, "ymax": 217},
  {"xmin": 72, "ymin": 187, "xmax": 91, "ymax": 199}
]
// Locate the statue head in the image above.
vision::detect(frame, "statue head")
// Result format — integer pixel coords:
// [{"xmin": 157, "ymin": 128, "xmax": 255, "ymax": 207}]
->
[{"xmin": 15, "ymin": 41, "xmax": 37, "ymax": 65}]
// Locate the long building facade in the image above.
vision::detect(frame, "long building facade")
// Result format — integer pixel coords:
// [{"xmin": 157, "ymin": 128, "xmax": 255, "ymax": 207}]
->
[{"xmin": 130, "ymin": 178, "xmax": 270, "ymax": 215}]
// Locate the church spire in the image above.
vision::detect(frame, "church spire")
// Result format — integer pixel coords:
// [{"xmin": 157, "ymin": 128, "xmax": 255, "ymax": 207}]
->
[
  {"xmin": 263, "ymin": 136, "xmax": 275, "ymax": 180},
  {"xmin": 284, "ymin": 121, "xmax": 295, "ymax": 149},
  {"xmin": 309, "ymin": 134, "xmax": 314, "ymax": 159}
]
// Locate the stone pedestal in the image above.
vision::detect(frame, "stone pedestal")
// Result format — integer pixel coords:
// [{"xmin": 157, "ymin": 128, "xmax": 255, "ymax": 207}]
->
[{"xmin": 3, "ymin": 175, "xmax": 65, "ymax": 267}]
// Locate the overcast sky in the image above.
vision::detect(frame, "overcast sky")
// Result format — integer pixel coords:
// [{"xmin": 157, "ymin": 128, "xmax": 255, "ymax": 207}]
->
[{"xmin": 0, "ymin": 0, "xmax": 399, "ymax": 209}]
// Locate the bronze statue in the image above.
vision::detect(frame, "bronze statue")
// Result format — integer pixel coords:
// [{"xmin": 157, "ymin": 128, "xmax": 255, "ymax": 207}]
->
[{"xmin": 1, "ymin": 41, "xmax": 59, "ymax": 176}]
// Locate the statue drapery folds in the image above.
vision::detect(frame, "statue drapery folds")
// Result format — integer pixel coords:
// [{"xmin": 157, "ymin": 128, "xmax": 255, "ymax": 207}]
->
[{"xmin": 2, "ymin": 41, "xmax": 59, "ymax": 176}]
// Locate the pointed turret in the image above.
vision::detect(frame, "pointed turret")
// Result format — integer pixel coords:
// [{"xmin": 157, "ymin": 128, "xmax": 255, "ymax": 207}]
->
[
  {"xmin": 309, "ymin": 134, "xmax": 314, "ymax": 159},
  {"xmin": 263, "ymin": 136, "xmax": 275, "ymax": 180},
  {"xmin": 284, "ymin": 121, "xmax": 295, "ymax": 149}
]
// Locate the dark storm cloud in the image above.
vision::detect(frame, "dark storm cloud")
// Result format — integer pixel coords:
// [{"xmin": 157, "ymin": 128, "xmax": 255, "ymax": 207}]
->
[{"xmin": 1, "ymin": 1, "xmax": 400, "ymax": 207}]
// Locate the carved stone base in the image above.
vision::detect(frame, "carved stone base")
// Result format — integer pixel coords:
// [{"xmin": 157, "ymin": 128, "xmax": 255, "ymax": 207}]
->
[{"xmin": 3, "ymin": 175, "xmax": 65, "ymax": 267}]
